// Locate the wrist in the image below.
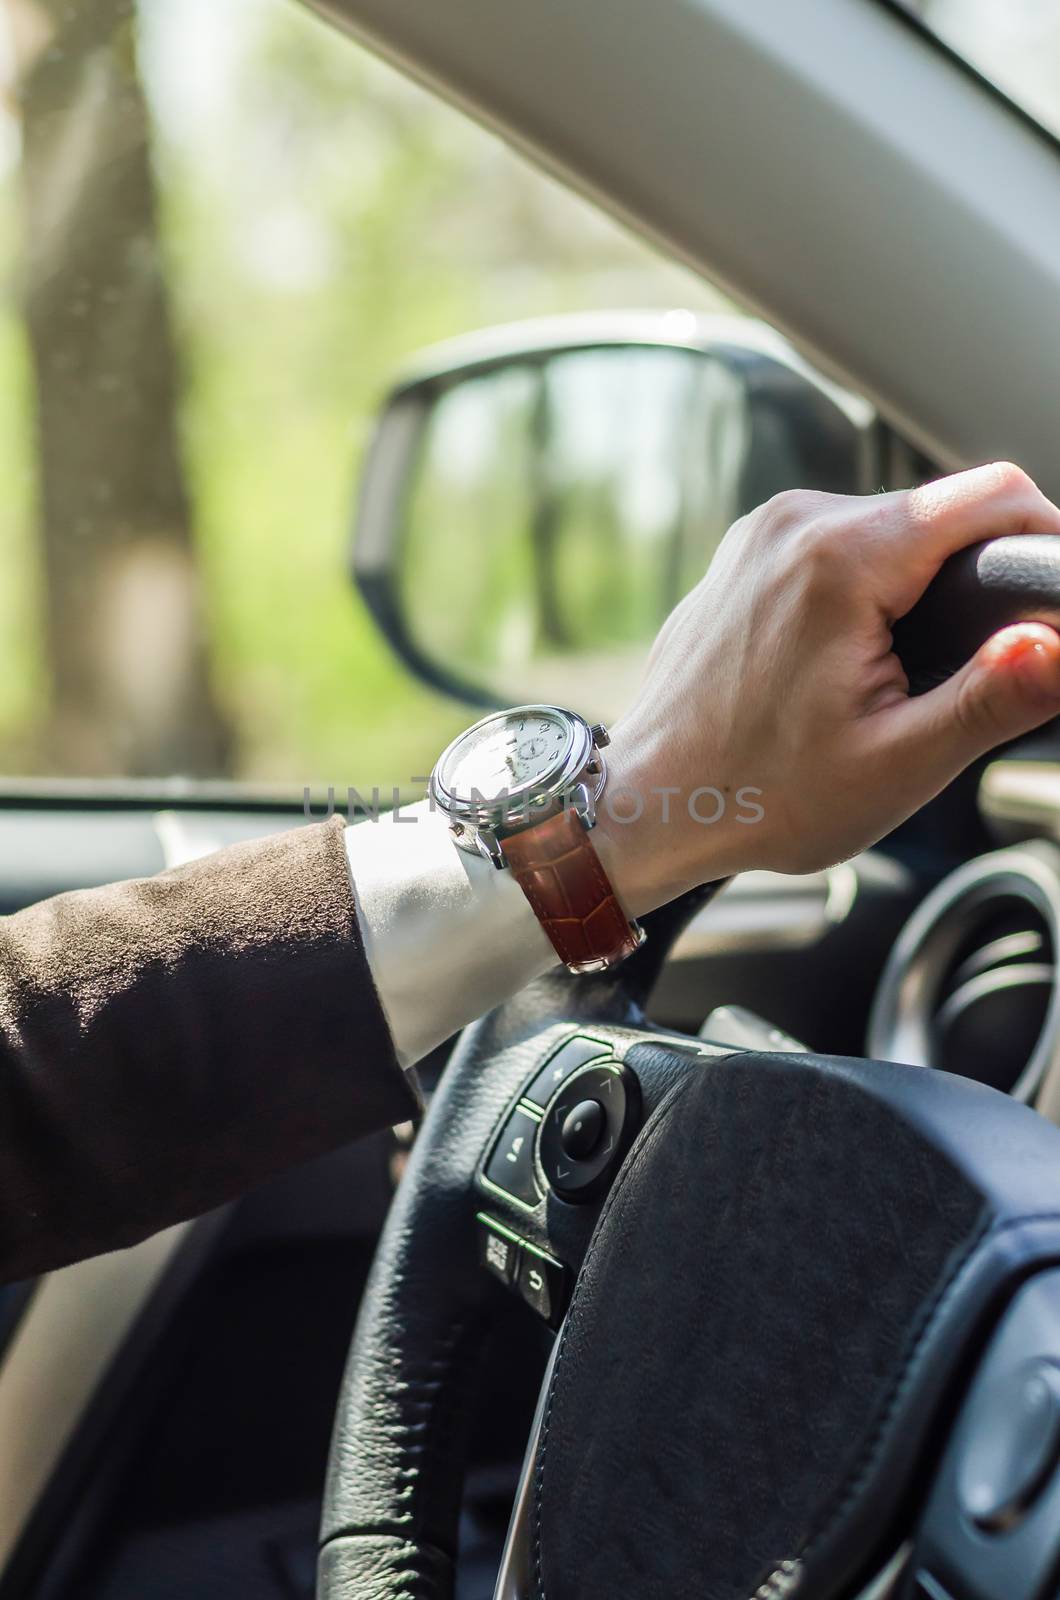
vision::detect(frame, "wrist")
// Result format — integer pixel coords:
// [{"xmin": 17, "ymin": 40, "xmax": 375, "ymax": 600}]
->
[
  {"xmin": 589, "ymin": 741, "xmax": 691, "ymax": 920},
  {"xmin": 592, "ymin": 733, "xmax": 752, "ymax": 917}
]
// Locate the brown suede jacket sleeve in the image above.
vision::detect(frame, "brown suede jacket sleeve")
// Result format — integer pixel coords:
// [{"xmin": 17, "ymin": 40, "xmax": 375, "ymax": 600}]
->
[{"xmin": 0, "ymin": 816, "xmax": 419, "ymax": 1282}]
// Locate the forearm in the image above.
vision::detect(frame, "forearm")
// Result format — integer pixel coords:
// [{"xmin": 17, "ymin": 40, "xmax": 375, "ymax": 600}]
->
[{"xmin": 0, "ymin": 817, "xmax": 417, "ymax": 1281}]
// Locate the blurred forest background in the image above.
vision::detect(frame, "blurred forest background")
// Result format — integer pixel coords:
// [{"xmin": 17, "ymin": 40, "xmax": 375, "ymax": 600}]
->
[
  {"xmin": 0, "ymin": 0, "xmax": 1053, "ymax": 791},
  {"xmin": 0, "ymin": 0, "xmax": 723, "ymax": 791}
]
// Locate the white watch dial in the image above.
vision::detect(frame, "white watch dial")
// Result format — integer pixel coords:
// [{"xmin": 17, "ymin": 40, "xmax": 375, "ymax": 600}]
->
[{"xmin": 438, "ymin": 709, "xmax": 572, "ymax": 803}]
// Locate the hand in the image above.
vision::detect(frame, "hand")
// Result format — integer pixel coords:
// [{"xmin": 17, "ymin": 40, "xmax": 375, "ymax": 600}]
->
[{"xmin": 594, "ymin": 463, "xmax": 1060, "ymax": 917}]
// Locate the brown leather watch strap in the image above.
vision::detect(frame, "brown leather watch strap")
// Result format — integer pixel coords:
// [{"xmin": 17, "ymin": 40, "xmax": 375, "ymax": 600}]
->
[{"xmin": 500, "ymin": 807, "xmax": 642, "ymax": 973}]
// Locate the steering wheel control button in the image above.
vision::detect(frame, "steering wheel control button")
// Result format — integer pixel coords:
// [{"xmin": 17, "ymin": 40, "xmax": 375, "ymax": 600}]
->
[
  {"xmin": 539, "ymin": 1062, "xmax": 640, "ymax": 1202},
  {"xmin": 958, "ymin": 1361, "xmax": 1060, "ymax": 1532},
  {"xmin": 517, "ymin": 1244, "xmax": 569, "ymax": 1329},
  {"xmin": 476, "ymin": 1214, "xmax": 521, "ymax": 1287},
  {"xmin": 524, "ymin": 1035, "xmax": 611, "ymax": 1108},
  {"xmin": 560, "ymin": 1099, "xmax": 605, "ymax": 1159},
  {"xmin": 484, "ymin": 1106, "xmax": 543, "ymax": 1208}
]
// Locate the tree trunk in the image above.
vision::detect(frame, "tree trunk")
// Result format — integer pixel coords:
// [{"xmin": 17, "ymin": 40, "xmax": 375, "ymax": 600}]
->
[{"xmin": 5, "ymin": 0, "xmax": 231, "ymax": 776}]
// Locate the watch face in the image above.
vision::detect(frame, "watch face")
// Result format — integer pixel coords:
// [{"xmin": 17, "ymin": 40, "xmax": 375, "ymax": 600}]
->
[{"xmin": 437, "ymin": 708, "xmax": 574, "ymax": 805}]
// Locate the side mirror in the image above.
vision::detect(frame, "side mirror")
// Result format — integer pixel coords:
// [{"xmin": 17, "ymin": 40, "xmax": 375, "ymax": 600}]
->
[{"xmin": 352, "ymin": 312, "xmax": 926, "ymax": 716}]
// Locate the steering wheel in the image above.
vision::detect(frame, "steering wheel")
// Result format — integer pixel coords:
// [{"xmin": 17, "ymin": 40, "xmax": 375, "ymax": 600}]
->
[{"xmin": 318, "ymin": 537, "xmax": 1060, "ymax": 1600}]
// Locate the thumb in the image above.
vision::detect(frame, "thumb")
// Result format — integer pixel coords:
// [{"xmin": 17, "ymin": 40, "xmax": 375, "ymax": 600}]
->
[{"xmin": 898, "ymin": 622, "xmax": 1060, "ymax": 779}]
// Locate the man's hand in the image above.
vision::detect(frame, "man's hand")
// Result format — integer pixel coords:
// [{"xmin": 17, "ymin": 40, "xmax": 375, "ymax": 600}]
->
[{"xmin": 595, "ymin": 463, "xmax": 1060, "ymax": 916}]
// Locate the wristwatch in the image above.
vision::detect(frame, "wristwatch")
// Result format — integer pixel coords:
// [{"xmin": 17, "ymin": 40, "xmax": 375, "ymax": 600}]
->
[{"xmin": 429, "ymin": 704, "xmax": 644, "ymax": 974}]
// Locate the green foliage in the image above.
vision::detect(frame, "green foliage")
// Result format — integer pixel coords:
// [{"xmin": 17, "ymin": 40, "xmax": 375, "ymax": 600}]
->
[
  {"xmin": 0, "ymin": 177, "xmax": 45, "ymax": 767},
  {"xmin": 0, "ymin": 0, "xmax": 725, "ymax": 789}
]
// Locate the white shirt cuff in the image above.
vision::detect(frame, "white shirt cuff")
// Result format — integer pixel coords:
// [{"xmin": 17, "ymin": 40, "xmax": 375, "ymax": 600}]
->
[{"xmin": 343, "ymin": 800, "xmax": 556, "ymax": 1069}]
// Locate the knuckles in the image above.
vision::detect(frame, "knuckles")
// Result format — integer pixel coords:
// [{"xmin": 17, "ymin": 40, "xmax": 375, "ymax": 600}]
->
[
  {"xmin": 981, "ymin": 459, "xmax": 1034, "ymax": 498},
  {"xmin": 757, "ymin": 486, "xmax": 827, "ymax": 531},
  {"xmin": 778, "ymin": 515, "xmax": 852, "ymax": 594},
  {"xmin": 746, "ymin": 490, "xmax": 846, "ymax": 578},
  {"xmin": 787, "ymin": 517, "xmax": 838, "ymax": 567},
  {"xmin": 750, "ymin": 461, "xmax": 1037, "ymax": 556}
]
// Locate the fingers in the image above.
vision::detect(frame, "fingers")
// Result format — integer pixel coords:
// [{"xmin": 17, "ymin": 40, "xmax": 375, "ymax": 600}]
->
[
  {"xmin": 891, "ymin": 462, "xmax": 1060, "ymax": 565},
  {"xmin": 879, "ymin": 623, "xmax": 1060, "ymax": 790}
]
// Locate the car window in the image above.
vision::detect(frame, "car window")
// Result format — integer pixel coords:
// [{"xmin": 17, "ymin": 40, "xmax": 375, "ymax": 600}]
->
[
  {"xmin": 0, "ymin": 0, "xmax": 725, "ymax": 793},
  {"xmin": 898, "ymin": 1, "xmax": 1060, "ymax": 142}
]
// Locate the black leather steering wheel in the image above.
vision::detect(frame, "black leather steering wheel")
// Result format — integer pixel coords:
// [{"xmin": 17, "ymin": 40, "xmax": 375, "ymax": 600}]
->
[{"xmin": 318, "ymin": 537, "xmax": 1060, "ymax": 1600}]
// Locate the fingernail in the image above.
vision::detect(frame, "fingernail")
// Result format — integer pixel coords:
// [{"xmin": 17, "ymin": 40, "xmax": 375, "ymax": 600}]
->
[{"xmin": 1012, "ymin": 637, "xmax": 1060, "ymax": 702}]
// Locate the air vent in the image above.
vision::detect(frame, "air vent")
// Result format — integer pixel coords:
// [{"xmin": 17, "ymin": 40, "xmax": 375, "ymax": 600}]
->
[{"xmin": 868, "ymin": 844, "xmax": 1060, "ymax": 1104}]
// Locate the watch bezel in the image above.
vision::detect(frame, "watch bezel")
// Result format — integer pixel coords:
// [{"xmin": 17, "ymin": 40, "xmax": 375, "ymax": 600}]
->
[{"xmin": 430, "ymin": 704, "xmax": 600, "ymax": 840}]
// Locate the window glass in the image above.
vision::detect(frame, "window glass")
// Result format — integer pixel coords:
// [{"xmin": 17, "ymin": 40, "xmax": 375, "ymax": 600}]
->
[
  {"xmin": 0, "ymin": 0, "xmax": 725, "ymax": 791},
  {"xmin": 901, "ymin": 1, "xmax": 1060, "ymax": 141}
]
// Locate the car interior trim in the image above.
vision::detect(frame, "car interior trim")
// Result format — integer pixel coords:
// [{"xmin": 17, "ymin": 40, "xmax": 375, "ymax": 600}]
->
[
  {"xmin": 0, "ymin": 1224, "xmax": 190, "ymax": 1571},
  {"xmin": 669, "ymin": 862, "xmax": 859, "ymax": 960},
  {"xmin": 980, "ymin": 759, "xmax": 1060, "ymax": 845}
]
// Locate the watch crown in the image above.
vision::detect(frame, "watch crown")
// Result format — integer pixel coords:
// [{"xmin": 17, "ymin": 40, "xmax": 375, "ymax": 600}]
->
[{"xmin": 589, "ymin": 722, "xmax": 610, "ymax": 748}]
